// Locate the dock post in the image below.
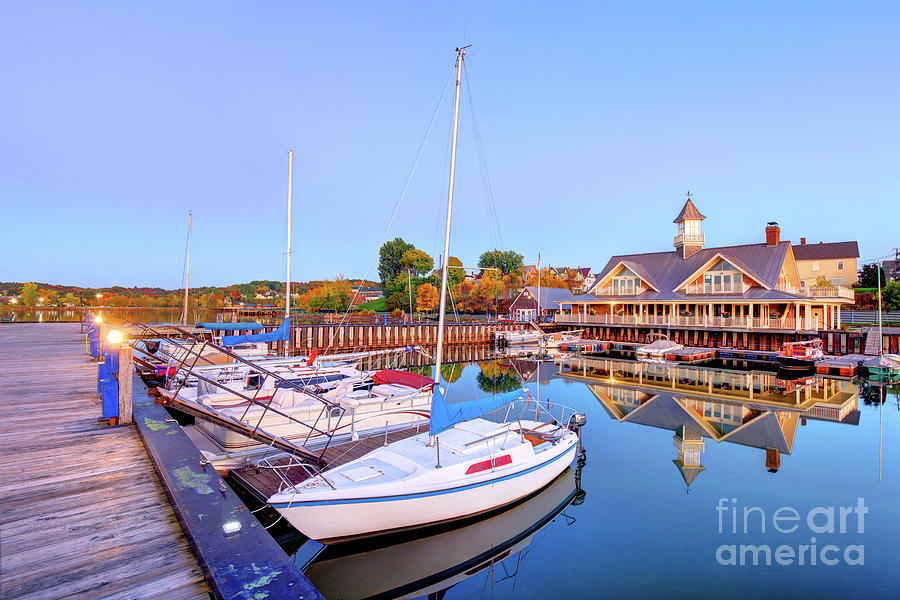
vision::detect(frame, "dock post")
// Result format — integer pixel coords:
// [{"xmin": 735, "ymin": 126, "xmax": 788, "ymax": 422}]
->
[{"xmin": 118, "ymin": 345, "xmax": 133, "ymax": 425}]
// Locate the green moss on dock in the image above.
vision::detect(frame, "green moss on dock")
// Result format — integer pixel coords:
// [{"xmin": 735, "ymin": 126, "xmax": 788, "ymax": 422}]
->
[{"xmin": 173, "ymin": 466, "xmax": 214, "ymax": 495}]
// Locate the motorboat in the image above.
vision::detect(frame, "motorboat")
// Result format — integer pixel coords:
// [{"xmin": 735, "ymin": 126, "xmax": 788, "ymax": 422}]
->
[
  {"xmin": 494, "ymin": 329, "xmax": 545, "ymax": 346},
  {"xmin": 635, "ymin": 336, "xmax": 683, "ymax": 362},
  {"xmin": 165, "ymin": 368, "xmax": 434, "ymax": 468},
  {"xmin": 775, "ymin": 339, "xmax": 824, "ymax": 369},
  {"xmin": 543, "ymin": 330, "xmax": 584, "ymax": 349}
]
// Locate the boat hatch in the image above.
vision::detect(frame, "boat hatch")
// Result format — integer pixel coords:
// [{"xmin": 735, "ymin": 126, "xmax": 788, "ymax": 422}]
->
[{"xmin": 340, "ymin": 465, "xmax": 383, "ymax": 482}]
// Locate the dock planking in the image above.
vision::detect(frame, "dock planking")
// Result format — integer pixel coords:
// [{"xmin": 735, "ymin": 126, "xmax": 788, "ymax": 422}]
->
[{"xmin": 0, "ymin": 323, "xmax": 210, "ymax": 600}]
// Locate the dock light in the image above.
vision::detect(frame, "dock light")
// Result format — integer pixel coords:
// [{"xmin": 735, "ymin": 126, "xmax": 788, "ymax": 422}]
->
[
  {"xmin": 107, "ymin": 329, "xmax": 123, "ymax": 345},
  {"xmin": 95, "ymin": 315, "xmax": 103, "ymax": 323},
  {"xmin": 10, "ymin": 298, "xmax": 16, "ymax": 304},
  {"xmin": 222, "ymin": 521, "xmax": 242, "ymax": 535},
  {"xmin": 39, "ymin": 297, "xmax": 44, "ymax": 303}
]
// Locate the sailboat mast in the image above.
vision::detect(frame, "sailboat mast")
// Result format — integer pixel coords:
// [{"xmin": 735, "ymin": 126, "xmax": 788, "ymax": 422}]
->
[
  {"xmin": 182, "ymin": 211, "xmax": 192, "ymax": 325},
  {"xmin": 877, "ymin": 259, "xmax": 883, "ymax": 356},
  {"xmin": 286, "ymin": 150, "xmax": 294, "ymax": 357},
  {"xmin": 434, "ymin": 47, "xmax": 466, "ymax": 385}
]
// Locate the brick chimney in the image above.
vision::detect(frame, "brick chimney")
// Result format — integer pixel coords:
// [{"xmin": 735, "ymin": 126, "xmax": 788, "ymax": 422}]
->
[
  {"xmin": 800, "ymin": 237, "xmax": 806, "ymax": 245},
  {"xmin": 765, "ymin": 222, "xmax": 780, "ymax": 247}
]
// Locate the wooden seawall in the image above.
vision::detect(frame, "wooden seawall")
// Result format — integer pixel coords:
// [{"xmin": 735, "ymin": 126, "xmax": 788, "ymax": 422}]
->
[
  {"xmin": 0, "ymin": 323, "xmax": 209, "ymax": 599},
  {"xmin": 292, "ymin": 322, "xmax": 502, "ymax": 354}
]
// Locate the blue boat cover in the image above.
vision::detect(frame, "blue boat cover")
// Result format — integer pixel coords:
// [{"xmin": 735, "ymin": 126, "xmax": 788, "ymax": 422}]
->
[
  {"xmin": 221, "ymin": 318, "xmax": 290, "ymax": 346},
  {"xmin": 195, "ymin": 322, "xmax": 264, "ymax": 331},
  {"xmin": 429, "ymin": 386, "xmax": 519, "ymax": 436}
]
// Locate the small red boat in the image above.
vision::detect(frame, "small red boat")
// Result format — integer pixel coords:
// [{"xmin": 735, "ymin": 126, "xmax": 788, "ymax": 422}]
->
[{"xmin": 775, "ymin": 339, "xmax": 824, "ymax": 369}]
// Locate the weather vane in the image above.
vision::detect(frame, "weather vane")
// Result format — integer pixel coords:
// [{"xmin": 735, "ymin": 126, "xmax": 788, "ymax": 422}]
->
[{"xmin": 686, "ymin": 190, "xmax": 692, "ymax": 200}]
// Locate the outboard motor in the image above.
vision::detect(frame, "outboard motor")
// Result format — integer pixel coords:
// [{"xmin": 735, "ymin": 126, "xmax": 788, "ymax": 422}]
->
[{"xmin": 568, "ymin": 412, "xmax": 587, "ymax": 462}]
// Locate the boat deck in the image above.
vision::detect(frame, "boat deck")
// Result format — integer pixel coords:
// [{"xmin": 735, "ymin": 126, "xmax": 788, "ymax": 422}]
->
[
  {"xmin": 0, "ymin": 323, "xmax": 210, "ymax": 600},
  {"xmin": 230, "ymin": 425, "xmax": 426, "ymax": 501}
]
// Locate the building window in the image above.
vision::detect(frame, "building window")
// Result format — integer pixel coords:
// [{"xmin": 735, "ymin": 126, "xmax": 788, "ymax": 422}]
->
[
  {"xmin": 837, "ymin": 261, "xmax": 844, "ymax": 271},
  {"xmin": 612, "ymin": 267, "xmax": 641, "ymax": 295},
  {"xmin": 812, "ymin": 261, "xmax": 820, "ymax": 272},
  {"xmin": 699, "ymin": 260, "xmax": 743, "ymax": 293},
  {"xmin": 800, "ymin": 280, "xmax": 806, "ymax": 287}
]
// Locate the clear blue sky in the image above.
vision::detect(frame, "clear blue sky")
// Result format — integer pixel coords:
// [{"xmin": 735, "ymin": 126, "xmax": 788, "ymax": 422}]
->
[{"xmin": 2, "ymin": 1, "xmax": 898, "ymax": 289}]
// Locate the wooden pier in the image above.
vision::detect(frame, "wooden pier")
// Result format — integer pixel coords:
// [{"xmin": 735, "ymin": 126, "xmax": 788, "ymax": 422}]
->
[{"xmin": 0, "ymin": 323, "xmax": 210, "ymax": 599}]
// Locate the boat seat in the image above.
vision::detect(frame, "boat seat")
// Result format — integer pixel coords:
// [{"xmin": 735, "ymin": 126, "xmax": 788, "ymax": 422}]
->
[{"xmin": 371, "ymin": 384, "xmax": 412, "ymax": 398}]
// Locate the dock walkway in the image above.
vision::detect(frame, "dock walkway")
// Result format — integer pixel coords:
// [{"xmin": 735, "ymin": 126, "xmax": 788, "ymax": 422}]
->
[{"xmin": 0, "ymin": 323, "xmax": 210, "ymax": 600}]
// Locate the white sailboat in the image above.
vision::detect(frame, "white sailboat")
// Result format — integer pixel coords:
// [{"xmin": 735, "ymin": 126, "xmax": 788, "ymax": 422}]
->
[{"xmin": 267, "ymin": 47, "xmax": 583, "ymax": 542}]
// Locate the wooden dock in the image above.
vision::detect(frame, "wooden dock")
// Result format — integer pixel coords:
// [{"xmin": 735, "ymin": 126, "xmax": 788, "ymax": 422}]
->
[{"xmin": 0, "ymin": 323, "xmax": 210, "ymax": 600}]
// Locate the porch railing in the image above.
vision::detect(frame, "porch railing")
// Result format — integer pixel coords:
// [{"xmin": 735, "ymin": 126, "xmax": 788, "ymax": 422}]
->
[{"xmin": 555, "ymin": 312, "xmax": 821, "ymax": 331}]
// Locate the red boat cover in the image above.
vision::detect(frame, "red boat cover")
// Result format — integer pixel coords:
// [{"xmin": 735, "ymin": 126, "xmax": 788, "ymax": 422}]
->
[{"xmin": 373, "ymin": 369, "xmax": 434, "ymax": 391}]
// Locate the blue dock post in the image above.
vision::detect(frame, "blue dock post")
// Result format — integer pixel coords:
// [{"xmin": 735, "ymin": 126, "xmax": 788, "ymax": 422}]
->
[{"xmin": 100, "ymin": 346, "xmax": 119, "ymax": 421}]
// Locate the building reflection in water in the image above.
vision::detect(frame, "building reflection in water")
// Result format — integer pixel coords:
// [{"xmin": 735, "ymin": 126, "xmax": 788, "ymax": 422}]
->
[{"xmin": 555, "ymin": 356, "xmax": 859, "ymax": 488}]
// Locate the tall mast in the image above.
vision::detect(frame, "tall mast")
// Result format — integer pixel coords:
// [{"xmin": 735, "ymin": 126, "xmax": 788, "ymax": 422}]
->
[
  {"xmin": 286, "ymin": 150, "xmax": 294, "ymax": 357},
  {"xmin": 182, "ymin": 211, "xmax": 192, "ymax": 325},
  {"xmin": 434, "ymin": 46, "xmax": 466, "ymax": 385},
  {"xmin": 877, "ymin": 260, "xmax": 883, "ymax": 357}
]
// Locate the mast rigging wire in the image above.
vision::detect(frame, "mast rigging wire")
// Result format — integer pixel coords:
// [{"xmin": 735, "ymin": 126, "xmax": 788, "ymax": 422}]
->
[{"xmin": 322, "ymin": 72, "xmax": 455, "ymax": 354}]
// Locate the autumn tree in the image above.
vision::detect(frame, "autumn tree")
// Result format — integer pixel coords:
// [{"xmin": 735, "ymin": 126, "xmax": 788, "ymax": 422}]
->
[
  {"xmin": 20, "ymin": 282, "xmax": 39, "ymax": 307},
  {"xmin": 298, "ymin": 280, "xmax": 352, "ymax": 312},
  {"xmin": 416, "ymin": 283, "xmax": 439, "ymax": 313},
  {"xmin": 400, "ymin": 249, "xmax": 434, "ymax": 277}
]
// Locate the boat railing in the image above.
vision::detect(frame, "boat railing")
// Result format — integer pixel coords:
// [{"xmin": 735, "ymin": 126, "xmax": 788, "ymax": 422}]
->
[
  {"xmin": 255, "ymin": 456, "xmax": 333, "ymax": 493},
  {"xmin": 122, "ymin": 320, "xmax": 346, "ymax": 464}
]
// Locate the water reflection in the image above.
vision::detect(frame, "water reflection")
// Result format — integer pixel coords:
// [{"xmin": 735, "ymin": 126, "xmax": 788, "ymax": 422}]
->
[
  {"xmin": 301, "ymin": 465, "xmax": 583, "ymax": 600},
  {"xmin": 556, "ymin": 356, "xmax": 859, "ymax": 488}
]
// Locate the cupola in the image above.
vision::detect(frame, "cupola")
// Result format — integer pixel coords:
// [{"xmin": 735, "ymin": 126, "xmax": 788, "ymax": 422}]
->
[{"xmin": 674, "ymin": 193, "xmax": 706, "ymax": 259}]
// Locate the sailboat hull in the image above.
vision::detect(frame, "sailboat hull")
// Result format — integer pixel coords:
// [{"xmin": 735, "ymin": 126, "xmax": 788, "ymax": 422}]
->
[{"xmin": 271, "ymin": 438, "xmax": 577, "ymax": 543}]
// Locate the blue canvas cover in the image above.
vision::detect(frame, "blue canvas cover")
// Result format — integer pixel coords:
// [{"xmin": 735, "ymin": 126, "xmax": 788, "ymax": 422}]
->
[
  {"xmin": 195, "ymin": 322, "xmax": 264, "ymax": 331},
  {"xmin": 429, "ymin": 386, "xmax": 519, "ymax": 436},
  {"xmin": 221, "ymin": 318, "xmax": 290, "ymax": 346}
]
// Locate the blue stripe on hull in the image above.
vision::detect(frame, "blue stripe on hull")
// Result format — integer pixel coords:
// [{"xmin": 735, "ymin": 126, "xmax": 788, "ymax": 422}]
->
[{"xmin": 271, "ymin": 443, "xmax": 576, "ymax": 508}]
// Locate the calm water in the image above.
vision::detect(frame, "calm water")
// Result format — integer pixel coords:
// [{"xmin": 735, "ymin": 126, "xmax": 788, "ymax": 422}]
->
[{"xmin": 293, "ymin": 353, "xmax": 900, "ymax": 600}]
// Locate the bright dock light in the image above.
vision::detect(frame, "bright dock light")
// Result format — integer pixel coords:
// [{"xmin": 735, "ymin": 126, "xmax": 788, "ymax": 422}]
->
[
  {"xmin": 107, "ymin": 330, "xmax": 123, "ymax": 345},
  {"xmin": 94, "ymin": 315, "xmax": 103, "ymax": 323}
]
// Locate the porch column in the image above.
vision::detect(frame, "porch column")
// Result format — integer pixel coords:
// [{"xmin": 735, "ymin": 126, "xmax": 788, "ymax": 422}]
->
[
  {"xmin": 837, "ymin": 305, "xmax": 842, "ymax": 329},
  {"xmin": 639, "ymin": 303, "xmax": 643, "ymax": 325},
  {"xmin": 749, "ymin": 302, "xmax": 754, "ymax": 330}
]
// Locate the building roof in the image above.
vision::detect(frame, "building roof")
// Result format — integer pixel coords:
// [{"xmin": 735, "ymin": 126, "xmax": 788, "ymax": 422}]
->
[
  {"xmin": 673, "ymin": 198, "xmax": 706, "ymax": 222},
  {"xmin": 579, "ymin": 267, "xmax": 593, "ymax": 278},
  {"xmin": 519, "ymin": 286, "xmax": 594, "ymax": 311},
  {"xmin": 586, "ymin": 241, "xmax": 798, "ymax": 302},
  {"xmin": 791, "ymin": 241, "xmax": 859, "ymax": 261}
]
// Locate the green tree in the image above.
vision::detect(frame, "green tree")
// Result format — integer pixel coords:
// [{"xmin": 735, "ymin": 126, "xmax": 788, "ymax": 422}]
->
[
  {"xmin": 385, "ymin": 292, "xmax": 405, "ymax": 312},
  {"xmin": 813, "ymin": 276, "xmax": 831, "ymax": 288},
  {"xmin": 857, "ymin": 263, "xmax": 887, "ymax": 288},
  {"xmin": 478, "ymin": 249, "xmax": 524, "ymax": 276},
  {"xmin": 20, "ymin": 282, "xmax": 39, "ymax": 308},
  {"xmin": 378, "ymin": 238, "xmax": 414, "ymax": 285},
  {"xmin": 881, "ymin": 281, "xmax": 900, "ymax": 312}
]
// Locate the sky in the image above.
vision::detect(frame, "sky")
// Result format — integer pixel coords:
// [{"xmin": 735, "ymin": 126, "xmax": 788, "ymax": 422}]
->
[{"xmin": 1, "ymin": 1, "xmax": 898, "ymax": 289}]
